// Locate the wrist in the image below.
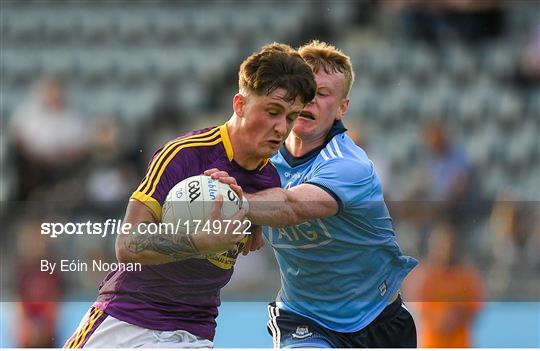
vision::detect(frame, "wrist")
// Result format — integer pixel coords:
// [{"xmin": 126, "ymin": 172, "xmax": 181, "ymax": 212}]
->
[
  {"xmin": 189, "ymin": 233, "xmax": 205, "ymax": 254},
  {"xmin": 241, "ymin": 196, "xmax": 250, "ymax": 215},
  {"xmin": 190, "ymin": 232, "xmax": 224, "ymax": 258}
]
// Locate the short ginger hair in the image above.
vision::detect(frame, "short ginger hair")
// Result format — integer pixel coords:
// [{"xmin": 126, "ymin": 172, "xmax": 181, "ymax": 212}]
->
[{"xmin": 298, "ymin": 40, "xmax": 355, "ymax": 98}]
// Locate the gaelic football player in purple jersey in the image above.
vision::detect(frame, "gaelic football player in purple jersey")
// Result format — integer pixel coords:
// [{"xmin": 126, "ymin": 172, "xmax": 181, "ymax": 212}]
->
[{"xmin": 64, "ymin": 43, "xmax": 316, "ymax": 348}]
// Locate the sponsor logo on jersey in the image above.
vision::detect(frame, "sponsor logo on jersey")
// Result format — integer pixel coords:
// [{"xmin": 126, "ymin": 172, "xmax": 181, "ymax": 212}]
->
[
  {"xmin": 267, "ymin": 218, "xmax": 333, "ymax": 249},
  {"xmin": 284, "ymin": 172, "xmax": 302, "ymax": 179}
]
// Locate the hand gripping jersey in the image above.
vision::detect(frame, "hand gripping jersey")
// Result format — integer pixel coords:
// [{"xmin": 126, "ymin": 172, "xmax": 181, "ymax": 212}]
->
[
  {"xmin": 94, "ymin": 124, "xmax": 280, "ymax": 341},
  {"xmin": 264, "ymin": 121, "xmax": 418, "ymax": 332}
]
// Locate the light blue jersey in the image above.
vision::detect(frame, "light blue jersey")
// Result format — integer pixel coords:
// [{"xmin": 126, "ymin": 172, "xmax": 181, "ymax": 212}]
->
[{"xmin": 263, "ymin": 121, "xmax": 418, "ymax": 333}]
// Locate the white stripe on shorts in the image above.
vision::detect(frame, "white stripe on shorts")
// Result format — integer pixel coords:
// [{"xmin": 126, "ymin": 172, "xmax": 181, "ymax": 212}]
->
[
  {"xmin": 273, "ymin": 306, "xmax": 281, "ymax": 349},
  {"xmin": 267, "ymin": 305, "xmax": 278, "ymax": 347}
]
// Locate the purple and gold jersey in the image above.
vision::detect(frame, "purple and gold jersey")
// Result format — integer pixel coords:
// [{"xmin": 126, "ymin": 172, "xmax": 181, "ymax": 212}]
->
[{"xmin": 94, "ymin": 124, "xmax": 280, "ymax": 341}]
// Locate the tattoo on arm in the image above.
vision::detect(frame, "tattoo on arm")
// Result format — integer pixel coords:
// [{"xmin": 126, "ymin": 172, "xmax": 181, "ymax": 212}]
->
[{"xmin": 125, "ymin": 222, "xmax": 200, "ymax": 260}]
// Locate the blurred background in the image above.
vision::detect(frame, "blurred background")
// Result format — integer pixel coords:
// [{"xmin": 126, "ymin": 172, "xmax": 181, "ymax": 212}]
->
[{"xmin": 0, "ymin": 0, "xmax": 539, "ymax": 347}]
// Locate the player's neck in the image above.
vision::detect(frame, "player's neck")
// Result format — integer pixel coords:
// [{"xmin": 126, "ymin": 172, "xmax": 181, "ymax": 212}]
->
[
  {"xmin": 233, "ymin": 152, "xmax": 264, "ymax": 170},
  {"xmin": 285, "ymin": 133, "xmax": 325, "ymax": 158},
  {"xmin": 226, "ymin": 121, "xmax": 265, "ymax": 170}
]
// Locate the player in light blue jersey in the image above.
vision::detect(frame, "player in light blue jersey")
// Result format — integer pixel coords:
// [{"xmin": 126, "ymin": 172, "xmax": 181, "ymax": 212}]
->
[{"xmin": 207, "ymin": 41, "xmax": 417, "ymax": 347}]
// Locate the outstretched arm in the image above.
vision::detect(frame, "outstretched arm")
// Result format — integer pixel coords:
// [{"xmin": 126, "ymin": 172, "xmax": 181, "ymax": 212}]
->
[
  {"xmin": 204, "ymin": 169, "xmax": 338, "ymax": 228},
  {"xmin": 245, "ymin": 184, "xmax": 338, "ymax": 227}
]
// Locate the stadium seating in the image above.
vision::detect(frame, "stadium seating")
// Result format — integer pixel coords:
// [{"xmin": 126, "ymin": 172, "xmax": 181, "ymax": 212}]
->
[{"xmin": 1, "ymin": 1, "xmax": 537, "ymax": 201}]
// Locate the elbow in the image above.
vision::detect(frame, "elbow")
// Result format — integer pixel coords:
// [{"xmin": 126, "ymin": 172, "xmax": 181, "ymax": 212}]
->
[
  {"xmin": 277, "ymin": 208, "xmax": 308, "ymax": 227},
  {"xmin": 282, "ymin": 192, "xmax": 311, "ymax": 226},
  {"xmin": 116, "ymin": 245, "xmax": 138, "ymax": 264},
  {"xmin": 290, "ymin": 215, "xmax": 309, "ymax": 227},
  {"xmin": 115, "ymin": 234, "xmax": 144, "ymax": 264}
]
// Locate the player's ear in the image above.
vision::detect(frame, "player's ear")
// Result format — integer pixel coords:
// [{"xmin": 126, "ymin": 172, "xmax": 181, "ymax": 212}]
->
[
  {"xmin": 233, "ymin": 93, "xmax": 245, "ymax": 118},
  {"xmin": 336, "ymin": 98, "xmax": 349, "ymax": 120}
]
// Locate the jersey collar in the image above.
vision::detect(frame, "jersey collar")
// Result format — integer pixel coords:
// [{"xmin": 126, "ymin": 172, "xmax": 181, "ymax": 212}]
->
[
  {"xmin": 219, "ymin": 123, "xmax": 234, "ymax": 161},
  {"xmin": 279, "ymin": 120, "xmax": 348, "ymax": 168},
  {"xmin": 220, "ymin": 123, "xmax": 270, "ymax": 171}
]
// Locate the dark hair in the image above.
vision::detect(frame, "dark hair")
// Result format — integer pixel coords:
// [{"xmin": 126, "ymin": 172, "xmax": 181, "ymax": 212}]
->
[{"xmin": 239, "ymin": 42, "xmax": 316, "ymax": 105}]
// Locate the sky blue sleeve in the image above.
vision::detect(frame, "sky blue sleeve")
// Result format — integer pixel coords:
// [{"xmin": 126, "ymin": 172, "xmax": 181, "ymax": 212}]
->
[{"xmin": 306, "ymin": 157, "xmax": 380, "ymax": 209}]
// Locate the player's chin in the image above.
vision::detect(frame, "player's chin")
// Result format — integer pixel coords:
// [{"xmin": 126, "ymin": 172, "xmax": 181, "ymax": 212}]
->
[
  {"xmin": 292, "ymin": 125, "xmax": 310, "ymax": 137},
  {"xmin": 260, "ymin": 145, "xmax": 279, "ymax": 158}
]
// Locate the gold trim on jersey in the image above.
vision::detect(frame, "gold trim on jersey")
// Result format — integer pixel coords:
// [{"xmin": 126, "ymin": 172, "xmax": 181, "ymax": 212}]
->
[
  {"xmin": 131, "ymin": 128, "xmax": 222, "ymax": 220},
  {"xmin": 219, "ymin": 123, "xmax": 234, "ymax": 161},
  {"xmin": 220, "ymin": 123, "xmax": 271, "ymax": 171},
  {"xmin": 206, "ymin": 235, "xmax": 249, "ymax": 269},
  {"xmin": 136, "ymin": 127, "xmax": 220, "ymax": 196},
  {"xmin": 131, "ymin": 137, "xmax": 222, "ymax": 220},
  {"xmin": 146, "ymin": 138, "xmax": 222, "ymax": 197},
  {"xmin": 207, "ymin": 255, "xmax": 237, "ymax": 270},
  {"xmin": 130, "ymin": 194, "xmax": 162, "ymax": 221},
  {"xmin": 259, "ymin": 158, "xmax": 270, "ymax": 171},
  {"xmin": 64, "ymin": 306, "xmax": 104, "ymax": 348}
]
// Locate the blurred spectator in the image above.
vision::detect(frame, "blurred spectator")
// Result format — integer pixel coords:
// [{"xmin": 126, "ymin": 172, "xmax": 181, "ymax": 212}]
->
[
  {"xmin": 292, "ymin": 0, "xmax": 336, "ymax": 47},
  {"xmin": 385, "ymin": 0, "xmax": 443, "ymax": 43},
  {"xmin": 9, "ymin": 78, "xmax": 88, "ymax": 201},
  {"xmin": 351, "ymin": 0, "xmax": 379, "ymax": 28},
  {"xmin": 422, "ymin": 120, "xmax": 473, "ymax": 202},
  {"xmin": 408, "ymin": 120, "xmax": 477, "ymax": 231},
  {"xmin": 15, "ymin": 216, "xmax": 64, "ymax": 347},
  {"xmin": 85, "ymin": 118, "xmax": 138, "ymax": 203},
  {"xmin": 487, "ymin": 193, "xmax": 540, "ymax": 295},
  {"xmin": 138, "ymin": 80, "xmax": 190, "ymax": 171},
  {"xmin": 404, "ymin": 222, "xmax": 485, "ymax": 347},
  {"xmin": 442, "ymin": 0, "xmax": 504, "ymax": 43},
  {"xmin": 388, "ymin": 0, "xmax": 504, "ymax": 45},
  {"xmin": 515, "ymin": 24, "xmax": 540, "ymax": 88}
]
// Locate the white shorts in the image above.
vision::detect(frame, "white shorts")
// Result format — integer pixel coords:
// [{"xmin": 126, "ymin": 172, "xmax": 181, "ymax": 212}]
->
[{"xmin": 64, "ymin": 306, "xmax": 214, "ymax": 348}]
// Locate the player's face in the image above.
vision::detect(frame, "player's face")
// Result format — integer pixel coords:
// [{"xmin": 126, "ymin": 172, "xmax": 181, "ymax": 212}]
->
[
  {"xmin": 238, "ymin": 88, "xmax": 304, "ymax": 159},
  {"xmin": 292, "ymin": 70, "xmax": 349, "ymax": 144}
]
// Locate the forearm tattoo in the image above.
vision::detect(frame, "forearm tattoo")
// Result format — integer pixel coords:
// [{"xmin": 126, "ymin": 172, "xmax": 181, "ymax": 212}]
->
[{"xmin": 125, "ymin": 222, "xmax": 200, "ymax": 260}]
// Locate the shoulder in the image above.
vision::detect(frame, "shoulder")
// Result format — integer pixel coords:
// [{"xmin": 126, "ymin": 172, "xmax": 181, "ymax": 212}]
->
[
  {"xmin": 152, "ymin": 126, "xmax": 222, "ymax": 161},
  {"xmin": 314, "ymin": 134, "xmax": 374, "ymax": 179},
  {"xmin": 170, "ymin": 126, "xmax": 222, "ymax": 152},
  {"xmin": 450, "ymin": 144, "xmax": 471, "ymax": 167},
  {"xmin": 179, "ymin": 126, "xmax": 220, "ymax": 140}
]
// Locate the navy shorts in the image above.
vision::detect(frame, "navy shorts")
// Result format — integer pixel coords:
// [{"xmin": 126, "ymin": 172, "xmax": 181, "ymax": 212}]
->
[{"xmin": 267, "ymin": 295, "xmax": 417, "ymax": 348}]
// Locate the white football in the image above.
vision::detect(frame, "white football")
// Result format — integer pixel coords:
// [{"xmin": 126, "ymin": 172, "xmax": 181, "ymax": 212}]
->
[{"xmin": 161, "ymin": 175, "xmax": 242, "ymax": 234}]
